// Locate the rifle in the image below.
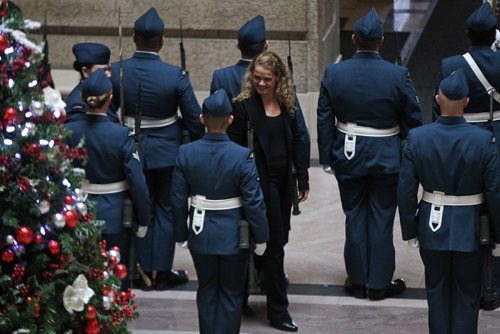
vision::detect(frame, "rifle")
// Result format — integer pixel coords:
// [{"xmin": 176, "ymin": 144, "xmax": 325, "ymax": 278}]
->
[
  {"xmin": 245, "ymin": 120, "xmax": 261, "ymax": 294},
  {"xmin": 179, "ymin": 18, "xmax": 187, "ymax": 72},
  {"xmin": 287, "ymin": 36, "xmax": 301, "ymax": 215},
  {"xmin": 395, "ymin": 30, "xmax": 402, "ymax": 66},
  {"xmin": 118, "ymin": 7, "xmax": 125, "ymax": 124},
  {"xmin": 128, "ymin": 82, "xmax": 152, "ymax": 289},
  {"xmin": 178, "ymin": 18, "xmax": 191, "ymax": 144},
  {"xmin": 480, "ymin": 89, "xmax": 500, "ymax": 311}
]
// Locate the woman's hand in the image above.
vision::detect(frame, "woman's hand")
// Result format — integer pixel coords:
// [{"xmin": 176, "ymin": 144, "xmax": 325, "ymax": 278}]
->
[{"xmin": 298, "ymin": 189, "xmax": 309, "ymax": 202}]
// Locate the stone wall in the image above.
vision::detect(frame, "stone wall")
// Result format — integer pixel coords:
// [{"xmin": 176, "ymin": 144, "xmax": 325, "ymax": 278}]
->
[{"xmin": 14, "ymin": 0, "xmax": 341, "ymax": 143}]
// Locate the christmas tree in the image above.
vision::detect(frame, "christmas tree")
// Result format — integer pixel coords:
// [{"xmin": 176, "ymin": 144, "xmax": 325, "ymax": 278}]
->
[{"xmin": 0, "ymin": 2, "xmax": 137, "ymax": 333}]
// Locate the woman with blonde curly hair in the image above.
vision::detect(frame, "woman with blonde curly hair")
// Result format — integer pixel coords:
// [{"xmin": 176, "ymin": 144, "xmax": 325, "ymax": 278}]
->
[{"xmin": 229, "ymin": 50, "xmax": 309, "ymax": 332}]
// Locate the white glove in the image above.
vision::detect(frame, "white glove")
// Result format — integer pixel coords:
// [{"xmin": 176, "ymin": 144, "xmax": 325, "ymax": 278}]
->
[
  {"xmin": 407, "ymin": 238, "xmax": 419, "ymax": 248},
  {"xmin": 177, "ymin": 241, "xmax": 188, "ymax": 248},
  {"xmin": 136, "ymin": 226, "xmax": 148, "ymax": 238},
  {"xmin": 254, "ymin": 243, "xmax": 266, "ymax": 256},
  {"xmin": 322, "ymin": 165, "xmax": 334, "ymax": 175},
  {"xmin": 492, "ymin": 243, "xmax": 500, "ymax": 257}
]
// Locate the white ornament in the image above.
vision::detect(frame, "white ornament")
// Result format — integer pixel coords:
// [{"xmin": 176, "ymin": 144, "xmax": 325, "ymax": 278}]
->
[
  {"xmin": 62, "ymin": 274, "xmax": 95, "ymax": 314},
  {"xmin": 38, "ymin": 199, "xmax": 50, "ymax": 214},
  {"xmin": 103, "ymin": 271, "xmax": 110, "ymax": 279},
  {"xmin": 31, "ymin": 101, "xmax": 44, "ymax": 116},
  {"xmin": 23, "ymin": 122, "xmax": 37, "ymax": 137},
  {"xmin": 75, "ymin": 202, "xmax": 88, "ymax": 216},
  {"xmin": 5, "ymin": 235, "xmax": 15, "ymax": 245},
  {"xmin": 43, "ymin": 86, "xmax": 66, "ymax": 116},
  {"xmin": 74, "ymin": 188, "xmax": 88, "ymax": 202},
  {"xmin": 52, "ymin": 213, "xmax": 66, "ymax": 229},
  {"xmin": 107, "ymin": 249, "xmax": 121, "ymax": 264},
  {"xmin": 102, "ymin": 296, "xmax": 112, "ymax": 311}
]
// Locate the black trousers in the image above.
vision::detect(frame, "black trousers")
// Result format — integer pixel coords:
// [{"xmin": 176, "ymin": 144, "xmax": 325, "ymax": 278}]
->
[{"xmin": 263, "ymin": 164, "xmax": 291, "ymax": 322}]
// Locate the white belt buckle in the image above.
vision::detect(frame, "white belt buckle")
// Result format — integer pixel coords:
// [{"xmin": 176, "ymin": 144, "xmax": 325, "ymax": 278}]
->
[
  {"xmin": 192, "ymin": 195, "xmax": 206, "ymax": 235},
  {"xmin": 429, "ymin": 191, "xmax": 444, "ymax": 232},
  {"xmin": 344, "ymin": 123, "xmax": 356, "ymax": 160}
]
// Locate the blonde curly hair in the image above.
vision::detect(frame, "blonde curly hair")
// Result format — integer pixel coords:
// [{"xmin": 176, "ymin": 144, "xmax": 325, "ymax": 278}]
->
[{"xmin": 234, "ymin": 50, "xmax": 296, "ymax": 117}]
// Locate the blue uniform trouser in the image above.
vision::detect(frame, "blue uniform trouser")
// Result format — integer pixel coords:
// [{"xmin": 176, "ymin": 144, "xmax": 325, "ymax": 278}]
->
[
  {"xmin": 191, "ymin": 251, "xmax": 249, "ymax": 334},
  {"xmin": 136, "ymin": 167, "xmax": 175, "ymax": 272},
  {"xmin": 335, "ymin": 172, "xmax": 398, "ymax": 289},
  {"xmin": 420, "ymin": 248, "xmax": 482, "ymax": 334}
]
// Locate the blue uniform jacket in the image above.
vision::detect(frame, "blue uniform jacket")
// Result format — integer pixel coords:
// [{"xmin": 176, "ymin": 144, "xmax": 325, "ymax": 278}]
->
[
  {"xmin": 432, "ymin": 46, "xmax": 500, "ymax": 121},
  {"xmin": 110, "ymin": 51, "xmax": 205, "ymax": 169},
  {"xmin": 398, "ymin": 116, "xmax": 500, "ymax": 251},
  {"xmin": 317, "ymin": 51, "xmax": 422, "ymax": 175},
  {"xmin": 171, "ymin": 133, "xmax": 269, "ymax": 255},
  {"xmin": 65, "ymin": 82, "xmax": 119, "ymax": 123},
  {"xmin": 65, "ymin": 114, "xmax": 152, "ymax": 233},
  {"xmin": 211, "ymin": 59, "xmax": 312, "ymax": 167}
]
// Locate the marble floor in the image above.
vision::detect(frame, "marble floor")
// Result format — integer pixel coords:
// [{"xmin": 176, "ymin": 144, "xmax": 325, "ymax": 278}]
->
[{"xmin": 128, "ymin": 165, "xmax": 500, "ymax": 333}]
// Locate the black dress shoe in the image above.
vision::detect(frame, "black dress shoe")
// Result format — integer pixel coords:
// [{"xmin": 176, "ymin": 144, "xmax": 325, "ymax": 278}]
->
[
  {"xmin": 481, "ymin": 292, "xmax": 500, "ymax": 311},
  {"xmin": 270, "ymin": 319, "xmax": 298, "ymax": 332},
  {"xmin": 368, "ymin": 278, "xmax": 406, "ymax": 301},
  {"xmin": 155, "ymin": 269, "xmax": 188, "ymax": 290},
  {"xmin": 344, "ymin": 277, "xmax": 367, "ymax": 299}
]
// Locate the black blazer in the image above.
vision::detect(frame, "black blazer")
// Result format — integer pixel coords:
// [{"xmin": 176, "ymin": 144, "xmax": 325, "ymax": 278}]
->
[{"xmin": 228, "ymin": 94, "xmax": 309, "ymax": 212}]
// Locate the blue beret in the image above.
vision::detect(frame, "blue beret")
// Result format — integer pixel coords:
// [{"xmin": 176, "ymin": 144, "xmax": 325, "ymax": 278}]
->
[
  {"xmin": 238, "ymin": 15, "xmax": 266, "ymax": 47},
  {"xmin": 439, "ymin": 68, "xmax": 469, "ymax": 100},
  {"xmin": 467, "ymin": 3, "xmax": 497, "ymax": 32},
  {"xmin": 72, "ymin": 43, "xmax": 110, "ymax": 65},
  {"xmin": 81, "ymin": 68, "xmax": 112, "ymax": 97},
  {"xmin": 202, "ymin": 89, "xmax": 232, "ymax": 117},
  {"xmin": 134, "ymin": 7, "xmax": 165, "ymax": 38},
  {"xmin": 354, "ymin": 8, "xmax": 384, "ymax": 40}
]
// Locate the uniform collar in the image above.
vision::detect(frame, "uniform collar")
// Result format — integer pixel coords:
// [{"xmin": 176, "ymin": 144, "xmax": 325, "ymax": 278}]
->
[
  {"xmin": 203, "ymin": 132, "xmax": 230, "ymax": 141},
  {"xmin": 468, "ymin": 45, "xmax": 493, "ymax": 52},
  {"xmin": 133, "ymin": 51, "xmax": 161, "ymax": 60},
  {"xmin": 437, "ymin": 115, "xmax": 466, "ymax": 124},
  {"xmin": 353, "ymin": 51, "xmax": 382, "ymax": 59}
]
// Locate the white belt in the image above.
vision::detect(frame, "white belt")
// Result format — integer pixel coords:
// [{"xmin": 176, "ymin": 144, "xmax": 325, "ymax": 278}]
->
[
  {"xmin": 124, "ymin": 114, "xmax": 178, "ymax": 128},
  {"xmin": 82, "ymin": 179, "xmax": 129, "ymax": 194},
  {"xmin": 463, "ymin": 110, "xmax": 500, "ymax": 123},
  {"xmin": 422, "ymin": 190, "xmax": 484, "ymax": 233},
  {"xmin": 422, "ymin": 190, "xmax": 484, "ymax": 206},
  {"xmin": 336, "ymin": 122, "xmax": 400, "ymax": 137},
  {"xmin": 336, "ymin": 122, "xmax": 399, "ymax": 160},
  {"xmin": 189, "ymin": 195, "xmax": 243, "ymax": 235},
  {"xmin": 190, "ymin": 195, "xmax": 243, "ymax": 210}
]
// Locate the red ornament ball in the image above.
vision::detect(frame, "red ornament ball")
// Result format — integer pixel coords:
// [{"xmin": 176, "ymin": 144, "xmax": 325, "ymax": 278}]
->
[
  {"xmin": 108, "ymin": 256, "xmax": 117, "ymax": 265},
  {"xmin": 115, "ymin": 264, "xmax": 128, "ymax": 279},
  {"xmin": 64, "ymin": 210, "xmax": 78, "ymax": 228},
  {"xmin": 0, "ymin": 34, "xmax": 8, "ymax": 53},
  {"xmin": 34, "ymin": 234, "xmax": 43, "ymax": 244},
  {"xmin": 3, "ymin": 106, "xmax": 17, "ymax": 122},
  {"xmin": 111, "ymin": 246, "xmax": 120, "ymax": 253},
  {"xmin": 87, "ymin": 305, "xmax": 96, "ymax": 320},
  {"xmin": 1, "ymin": 249, "xmax": 14, "ymax": 263},
  {"xmin": 85, "ymin": 318, "xmax": 100, "ymax": 334},
  {"xmin": 47, "ymin": 240, "xmax": 60, "ymax": 255},
  {"xmin": 0, "ymin": 0, "xmax": 7, "ymax": 17},
  {"xmin": 64, "ymin": 195, "xmax": 74, "ymax": 205},
  {"xmin": 16, "ymin": 226, "xmax": 34, "ymax": 245}
]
